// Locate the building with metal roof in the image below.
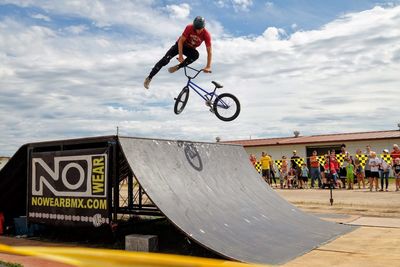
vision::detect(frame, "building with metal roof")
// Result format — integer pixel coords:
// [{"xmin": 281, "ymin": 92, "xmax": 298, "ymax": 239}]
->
[{"xmin": 224, "ymin": 130, "xmax": 400, "ymax": 163}]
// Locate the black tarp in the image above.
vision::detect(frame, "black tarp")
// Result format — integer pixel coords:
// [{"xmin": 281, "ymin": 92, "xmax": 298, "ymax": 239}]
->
[{"xmin": 0, "ymin": 145, "xmax": 28, "ymax": 224}]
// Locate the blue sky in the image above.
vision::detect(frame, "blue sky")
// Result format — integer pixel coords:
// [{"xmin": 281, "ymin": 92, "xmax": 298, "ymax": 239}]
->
[
  {"xmin": 1, "ymin": 0, "xmax": 400, "ymax": 155},
  {"xmin": 1, "ymin": 1, "xmax": 396, "ymax": 36},
  {"xmin": 195, "ymin": 0, "xmax": 396, "ymax": 35}
]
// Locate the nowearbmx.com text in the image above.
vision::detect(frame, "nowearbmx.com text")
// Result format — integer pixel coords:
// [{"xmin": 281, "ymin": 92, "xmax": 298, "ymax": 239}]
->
[{"xmin": 31, "ymin": 196, "xmax": 107, "ymax": 210}]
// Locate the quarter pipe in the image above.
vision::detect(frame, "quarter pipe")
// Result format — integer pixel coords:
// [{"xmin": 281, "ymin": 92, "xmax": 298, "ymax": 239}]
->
[{"xmin": 119, "ymin": 137, "xmax": 353, "ymax": 265}]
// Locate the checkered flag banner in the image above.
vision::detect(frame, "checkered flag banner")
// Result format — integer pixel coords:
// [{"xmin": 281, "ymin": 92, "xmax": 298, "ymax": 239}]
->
[
  {"xmin": 294, "ymin": 158, "xmax": 304, "ymax": 166},
  {"xmin": 380, "ymin": 154, "xmax": 392, "ymax": 165},
  {"xmin": 317, "ymin": 155, "xmax": 326, "ymax": 166},
  {"xmin": 254, "ymin": 161, "xmax": 262, "ymax": 173},
  {"xmin": 355, "ymin": 154, "xmax": 368, "ymax": 168},
  {"xmin": 274, "ymin": 160, "xmax": 283, "ymax": 170},
  {"xmin": 335, "ymin": 154, "xmax": 346, "ymax": 167}
]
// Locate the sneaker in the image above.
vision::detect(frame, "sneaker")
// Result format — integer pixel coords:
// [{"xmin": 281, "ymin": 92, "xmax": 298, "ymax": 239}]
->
[
  {"xmin": 168, "ymin": 65, "xmax": 179, "ymax": 73},
  {"xmin": 144, "ymin": 77, "xmax": 151, "ymax": 89}
]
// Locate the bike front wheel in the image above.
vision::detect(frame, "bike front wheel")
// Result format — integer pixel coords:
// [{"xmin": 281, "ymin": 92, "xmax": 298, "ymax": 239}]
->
[
  {"xmin": 174, "ymin": 86, "xmax": 190, "ymax": 114},
  {"xmin": 212, "ymin": 93, "xmax": 241, "ymax": 121}
]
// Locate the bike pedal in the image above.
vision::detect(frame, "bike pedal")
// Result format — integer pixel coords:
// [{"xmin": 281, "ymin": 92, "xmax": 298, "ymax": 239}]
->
[{"xmin": 209, "ymin": 108, "xmax": 214, "ymax": 113}]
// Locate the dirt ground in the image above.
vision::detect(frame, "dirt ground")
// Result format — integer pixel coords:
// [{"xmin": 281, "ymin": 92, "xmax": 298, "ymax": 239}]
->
[{"xmin": 1, "ymin": 186, "xmax": 400, "ymax": 266}]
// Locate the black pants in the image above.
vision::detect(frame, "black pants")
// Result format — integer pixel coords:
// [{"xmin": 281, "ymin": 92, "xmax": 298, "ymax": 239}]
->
[
  {"xmin": 270, "ymin": 170, "xmax": 277, "ymax": 185},
  {"xmin": 149, "ymin": 42, "xmax": 199, "ymax": 79}
]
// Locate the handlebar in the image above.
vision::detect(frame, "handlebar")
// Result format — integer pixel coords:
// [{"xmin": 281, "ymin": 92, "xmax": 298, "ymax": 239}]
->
[
  {"xmin": 184, "ymin": 66, "xmax": 203, "ymax": 79},
  {"xmin": 183, "ymin": 66, "xmax": 212, "ymax": 79}
]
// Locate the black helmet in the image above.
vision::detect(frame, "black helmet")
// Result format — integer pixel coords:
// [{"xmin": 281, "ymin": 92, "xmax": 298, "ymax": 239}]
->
[{"xmin": 193, "ymin": 16, "xmax": 205, "ymax": 30}]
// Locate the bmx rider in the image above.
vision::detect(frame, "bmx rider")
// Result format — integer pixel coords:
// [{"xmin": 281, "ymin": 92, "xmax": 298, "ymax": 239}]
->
[{"xmin": 144, "ymin": 16, "xmax": 212, "ymax": 89}]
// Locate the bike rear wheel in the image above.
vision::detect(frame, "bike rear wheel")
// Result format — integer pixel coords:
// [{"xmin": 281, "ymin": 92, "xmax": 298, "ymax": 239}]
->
[
  {"xmin": 213, "ymin": 93, "xmax": 240, "ymax": 121},
  {"xmin": 174, "ymin": 86, "xmax": 190, "ymax": 114}
]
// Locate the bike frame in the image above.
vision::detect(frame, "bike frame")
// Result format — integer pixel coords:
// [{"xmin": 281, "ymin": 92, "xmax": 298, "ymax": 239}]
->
[
  {"xmin": 183, "ymin": 66, "xmax": 219, "ymax": 104},
  {"xmin": 174, "ymin": 65, "xmax": 240, "ymax": 121}
]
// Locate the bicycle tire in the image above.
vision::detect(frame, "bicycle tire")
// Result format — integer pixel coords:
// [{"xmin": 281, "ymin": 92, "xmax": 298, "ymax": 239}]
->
[
  {"xmin": 174, "ymin": 86, "xmax": 190, "ymax": 114},
  {"xmin": 212, "ymin": 93, "xmax": 241, "ymax": 121}
]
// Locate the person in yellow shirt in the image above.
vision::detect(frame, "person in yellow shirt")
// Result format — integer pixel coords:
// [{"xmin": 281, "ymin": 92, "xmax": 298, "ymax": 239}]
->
[{"xmin": 260, "ymin": 152, "xmax": 271, "ymax": 185}]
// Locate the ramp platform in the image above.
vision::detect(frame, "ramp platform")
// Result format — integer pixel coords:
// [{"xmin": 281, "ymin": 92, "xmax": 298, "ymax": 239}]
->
[{"xmin": 119, "ymin": 137, "xmax": 353, "ymax": 265}]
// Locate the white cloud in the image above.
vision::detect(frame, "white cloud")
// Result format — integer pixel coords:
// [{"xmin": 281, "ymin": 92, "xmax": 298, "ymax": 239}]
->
[
  {"xmin": 166, "ymin": 3, "xmax": 191, "ymax": 19},
  {"xmin": 214, "ymin": 0, "xmax": 254, "ymax": 12},
  {"xmin": 265, "ymin": 2, "xmax": 274, "ymax": 8},
  {"xmin": 262, "ymin": 27, "xmax": 287, "ymax": 40},
  {"xmin": 31, "ymin": 13, "xmax": 51, "ymax": 21},
  {"xmin": 232, "ymin": 0, "xmax": 253, "ymax": 12},
  {"xmin": 0, "ymin": 2, "xmax": 400, "ymax": 155},
  {"xmin": 195, "ymin": 5, "xmax": 400, "ymax": 139},
  {"xmin": 64, "ymin": 25, "xmax": 88, "ymax": 35},
  {"xmin": 215, "ymin": 0, "xmax": 226, "ymax": 8},
  {"xmin": 2, "ymin": 0, "xmax": 184, "ymax": 38}
]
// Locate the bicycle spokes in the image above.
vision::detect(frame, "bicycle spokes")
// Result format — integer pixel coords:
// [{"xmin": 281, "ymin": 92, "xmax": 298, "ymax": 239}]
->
[
  {"xmin": 213, "ymin": 93, "xmax": 241, "ymax": 122},
  {"xmin": 215, "ymin": 98, "xmax": 230, "ymax": 109},
  {"xmin": 174, "ymin": 87, "xmax": 190, "ymax": 114}
]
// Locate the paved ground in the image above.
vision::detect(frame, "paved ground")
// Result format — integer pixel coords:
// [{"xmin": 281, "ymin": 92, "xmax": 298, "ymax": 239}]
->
[
  {"xmin": 276, "ymin": 183, "xmax": 400, "ymax": 218},
  {"xmin": 1, "ymin": 186, "xmax": 400, "ymax": 266},
  {"xmin": 284, "ymin": 225, "xmax": 400, "ymax": 267},
  {"xmin": 279, "ymin": 185, "xmax": 400, "ymax": 266}
]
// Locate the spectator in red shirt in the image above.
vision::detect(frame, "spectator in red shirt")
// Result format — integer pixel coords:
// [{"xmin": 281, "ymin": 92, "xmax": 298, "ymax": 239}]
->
[
  {"xmin": 249, "ymin": 154, "xmax": 257, "ymax": 166},
  {"xmin": 310, "ymin": 150, "xmax": 321, "ymax": 188},
  {"xmin": 390, "ymin": 144, "xmax": 400, "ymax": 163},
  {"xmin": 326, "ymin": 151, "xmax": 339, "ymax": 187},
  {"xmin": 330, "ymin": 150, "xmax": 340, "ymax": 172},
  {"xmin": 144, "ymin": 16, "xmax": 212, "ymax": 89}
]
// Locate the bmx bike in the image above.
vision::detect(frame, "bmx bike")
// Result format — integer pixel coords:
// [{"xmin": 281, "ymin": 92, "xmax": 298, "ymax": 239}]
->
[{"xmin": 174, "ymin": 66, "xmax": 240, "ymax": 122}]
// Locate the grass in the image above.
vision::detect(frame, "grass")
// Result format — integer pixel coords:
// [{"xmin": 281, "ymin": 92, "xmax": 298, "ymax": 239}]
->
[{"xmin": 0, "ymin": 260, "xmax": 23, "ymax": 267}]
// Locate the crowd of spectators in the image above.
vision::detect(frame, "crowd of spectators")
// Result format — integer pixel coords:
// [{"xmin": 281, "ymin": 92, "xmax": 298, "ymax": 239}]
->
[{"xmin": 249, "ymin": 144, "xmax": 400, "ymax": 191}]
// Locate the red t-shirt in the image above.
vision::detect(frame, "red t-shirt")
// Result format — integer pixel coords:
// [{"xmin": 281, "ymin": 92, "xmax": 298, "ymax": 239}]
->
[
  {"xmin": 181, "ymin": 24, "xmax": 211, "ymax": 48},
  {"xmin": 310, "ymin": 156, "xmax": 319, "ymax": 168},
  {"xmin": 391, "ymin": 150, "xmax": 400, "ymax": 161},
  {"xmin": 249, "ymin": 156, "xmax": 256, "ymax": 166},
  {"xmin": 324, "ymin": 162, "xmax": 337, "ymax": 174},
  {"xmin": 329, "ymin": 156, "xmax": 339, "ymax": 170}
]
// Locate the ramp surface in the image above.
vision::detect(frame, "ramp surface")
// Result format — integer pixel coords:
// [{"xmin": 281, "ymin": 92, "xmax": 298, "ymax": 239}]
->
[{"xmin": 119, "ymin": 137, "xmax": 353, "ymax": 265}]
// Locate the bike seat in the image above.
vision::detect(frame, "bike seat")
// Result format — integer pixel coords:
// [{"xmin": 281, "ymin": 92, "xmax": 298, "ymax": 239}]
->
[{"xmin": 212, "ymin": 81, "xmax": 223, "ymax": 88}]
